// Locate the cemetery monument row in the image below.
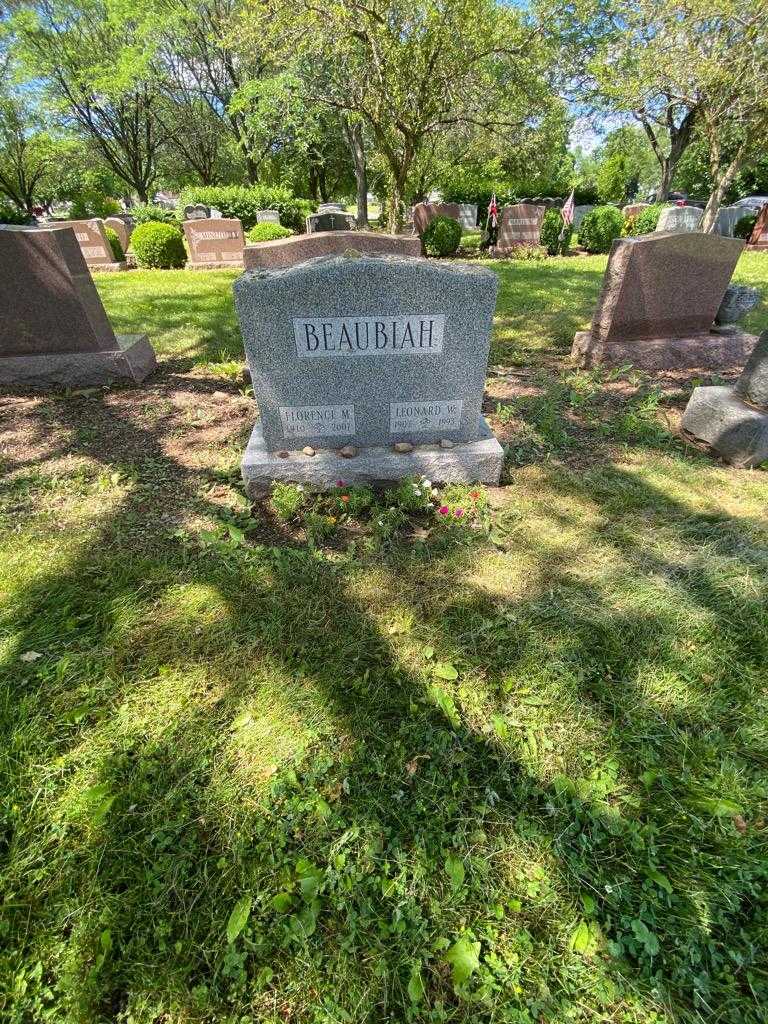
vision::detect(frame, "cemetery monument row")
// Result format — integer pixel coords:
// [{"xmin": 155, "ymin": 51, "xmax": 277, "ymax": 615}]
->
[
  {"xmin": 572, "ymin": 232, "xmax": 758, "ymax": 371},
  {"xmin": 50, "ymin": 218, "xmax": 127, "ymax": 270},
  {"xmin": 495, "ymin": 204, "xmax": 545, "ymax": 249},
  {"xmin": 233, "ymin": 254, "xmax": 503, "ymax": 493},
  {"xmin": 182, "ymin": 217, "xmax": 245, "ymax": 269},
  {"xmin": 0, "ymin": 225, "xmax": 156, "ymax": 387},
  {"xmin": 682, "ymin": 331, "xmax": 768, "ymax": 468}
]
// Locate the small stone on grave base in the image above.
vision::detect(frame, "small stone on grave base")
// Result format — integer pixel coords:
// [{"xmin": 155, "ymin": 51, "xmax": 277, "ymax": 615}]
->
[
  {"xmin": 339, "ymin": 445, "xmax": 357, "ymax": 458},
  {"xmin": 241, "ymin": 417, "xmax": 503, "ymax": 496},
  {"xmin": 440, "ymin": 439, "xmax": 455, "ymax": 449},
  {"xmin": 302, "ymin": 446, "xmax": 316, "ymax": 456},
  {"xmin": 393, "ymin": 441, "xmax": 414, "ymax": 453}
]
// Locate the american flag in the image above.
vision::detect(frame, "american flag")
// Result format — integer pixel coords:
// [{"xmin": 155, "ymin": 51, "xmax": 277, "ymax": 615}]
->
[
  {"xmin": 488, "ymin": 193, "xmax": 498, "ymax": 228},
  {"xmin": 561, "ymin": 189, "xmax": 575, "ymax": 227}
]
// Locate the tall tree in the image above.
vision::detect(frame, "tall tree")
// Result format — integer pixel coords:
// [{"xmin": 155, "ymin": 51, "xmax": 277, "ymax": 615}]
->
[
  {"xmin": 238, "ymin": 0, "xmax": 556, "ymax": 232},
  {"xmin": 10, "ymin": 0, "xmax": 165, "ymax": 201},
  {"xmin": 0, "ymin": 93, "xmax": 64, "ymax": 212}
]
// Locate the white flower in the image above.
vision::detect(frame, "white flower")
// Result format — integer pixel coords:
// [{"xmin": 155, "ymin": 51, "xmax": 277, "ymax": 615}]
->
[
  {"xmin": 431, "ymin": 488, "xmax": 439, "ymax": 497},
  {"xmin": 423, "ymin": 478, "xmax": 431, "ymax": 487},
  {"xmin": 414, "ymin": 489, "xmax": 421, "ymax": 496}
]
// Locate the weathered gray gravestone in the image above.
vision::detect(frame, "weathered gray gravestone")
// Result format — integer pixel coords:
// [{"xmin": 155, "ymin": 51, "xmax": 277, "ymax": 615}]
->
[
  {"xmin": 306, "ymin": 211, "xmax": 356, "ymax": 234},
  {"xmin": 682, "ymin": 332, "xmax": 768, "ymax": 467},
  {"xmin": 572, "ymin": 232, "xmax": 758, "ymax": 370},
  {"xmin": 182, "ymin": 217, "xmax": 245, "ymax": 268},
  {"xmin": 256, "ymin": 210, "xmax": 281, "ymax": 224},
  {"xmin": 104, "ymin": 216, "xmax": 132, "ymax": 253},
  {"xmin": 655, "ymin": 205, "xmax": 702, "ymax": 233},
  {"xmin": 714, "ymin": 205, "xmax": 746, "ymax": 237},
  {"xmin": 0, "ymin": 225, "xmax": 156, "ymax": 387},
  {"xmin": 715, "ymin": 285, "xmax": 761, "ymax": 325},
  {"xmin": 233, "ymin": 254, "xmax": 503, "ymax": 492},
  {"xmin": 572, "ymin": 205, "xmax": 594, "ymax": 229},
  {"xmin": 496, "ymin": 204, "xmax": 545, "ymax": 249},
  {"xmin": 50, "ymin": 218, "xmax": 127, "ymax": 270},
  {"xmin": 184, "ymin": 204, "xmax": 211, "ymax": 221},
  {"xmin": 457, "ymin": 204, "xmax": 478, "ymax": 231}
]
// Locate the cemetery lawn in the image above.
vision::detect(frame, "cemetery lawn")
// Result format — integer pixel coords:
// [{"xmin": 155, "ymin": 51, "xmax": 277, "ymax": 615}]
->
[{"xmin": 3, "ymin": 254, "xmax": 768, "ymax": 1024}]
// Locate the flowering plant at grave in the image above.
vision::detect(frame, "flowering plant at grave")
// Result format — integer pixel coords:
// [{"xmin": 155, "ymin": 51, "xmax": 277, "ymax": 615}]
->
[{"xmin": 433, "ymin": 484, "xmax": 489, "ymax": 529}]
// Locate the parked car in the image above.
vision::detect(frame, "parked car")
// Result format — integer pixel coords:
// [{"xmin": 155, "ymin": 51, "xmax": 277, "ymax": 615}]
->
[{"xmin": 733, "ymin": 195, "xmax": 768, "ymax": 210}]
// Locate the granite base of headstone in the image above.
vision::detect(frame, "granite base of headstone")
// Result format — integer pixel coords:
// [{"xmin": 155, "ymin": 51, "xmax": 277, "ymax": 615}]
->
[
  {"xmin": 51, "ymin": 218, "xmax": 128, "ymax": 271},
  {"xmin": 233, "ymin": 254, "xmax": 503, "ymax": 493},
  {"xmin": 183, "ymin": 217, "xmax": 245, "ymax": 269},
  {"xmin": 682, "ymin": 331, "xmax": 768, "ymax": 467},
  {"xmin": 243, "ymin": 231, "xmax": 421, "ymax": 271},
  {"xmin": 495, "ymin": 204, "xmax": 545, "ymax": 251},
  {"xmin": 655, "ymin": 206, "xmax": 702, "ymax": 233},
  {"xmin": 306, "ymin": 211, "xmax": 357, "ymax": 234},
  {"xmin": 572, "ymin": 232, "xmax": 758, "ymax": 370},
  {"xmin": 748, "ymin": 205, "xmax": 768, "ymax": 249},
  {"xmin": 0, "ymin": 226, "xmax": 156, "ymax": 387},
  {"xmin": 715, "ymin": 285, "xmax": 760, "ymax": 325}
]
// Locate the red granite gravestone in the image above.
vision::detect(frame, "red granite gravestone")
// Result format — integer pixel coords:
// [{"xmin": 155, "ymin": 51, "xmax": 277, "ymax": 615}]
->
[
  {"xmin": 104, "ymin": 216, "xmax": 132, "ymax": 254},
  {"xmin": 50, "ymin": 218, "xmax": 127, "ymax": 270},
  {"xmin": 748, "ymin": 204, "xmax": 768, "ymax": 249},
  {"xmin": 243, "ymin": 230, "xmax": 421, "ymax": 271},
  {"xmin": 183, "ymin": 217, "xmax": 245, "ymax": 269},
  {"xmin": 412, "ymin": 203, "xmax": 462, "ymax": 236},
  {"xmin": 496, "ymin": 204, "xmax": 545, "ymax": 249},
  {"xmin": 622, "ymin": 202, "xmax": 650, "ymax": 220},
  {"xmin": 572, "ymin": 232, "xmax": 757, "ymax": 370},
  {"xmin": 0, "ymin": 226, "xmax": 155, "ymax": 387}
]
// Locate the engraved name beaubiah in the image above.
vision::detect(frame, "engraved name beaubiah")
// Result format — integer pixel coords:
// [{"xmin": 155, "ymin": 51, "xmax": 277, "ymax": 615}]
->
[{"xmin": 293, "ymin": 314, "xmax": 445, "ymax": 358}]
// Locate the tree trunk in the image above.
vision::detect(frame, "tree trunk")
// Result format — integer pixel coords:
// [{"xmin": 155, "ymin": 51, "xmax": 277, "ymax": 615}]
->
[
  {"xmin": 641, "ymin": 106, "xmax": 696, "ymax": 202},
  {"xmin": 701, "ymin": 145, "xmax": 746, "ymax": 233},
  {"xmin": 344, "ymin": 118, "xmax": 368, "ymax": 229},
  {"xmin": 655, "ymin": 159, "xmax": 674, "ymax": 203}
]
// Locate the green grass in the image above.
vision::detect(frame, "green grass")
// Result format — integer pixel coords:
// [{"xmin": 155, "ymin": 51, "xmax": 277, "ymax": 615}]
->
[{"xmin": 2, "ymin": 253, "xmax": 768, "ymax": 1023}]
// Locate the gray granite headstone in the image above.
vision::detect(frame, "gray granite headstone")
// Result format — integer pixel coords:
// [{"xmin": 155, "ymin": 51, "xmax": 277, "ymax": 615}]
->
[
  {"xmin": 715, "ymin": 285, "xmax": 760, "ymax": 325},
  {"xmin": 256, "ymin": 209, "xmax": 281, "ymax": 224},
  {"xmin": 233, "ymin": 254, "xmax": 503, "ymax": 489},
  {"xmin": 714, "ymin": 205, "xmax": 745, "ymax": 237},
  {"xmin": 573, "ymin": 205, "xmax": 594, "ymax": 229},
  {"xmin": 457, "ymin": 204, "xmax": 478, "ymax": 231},
  {"xmin": 655, "ymin": 206, "xmax": 702, "ymax": 233},
  {"xmin": 683, "ymin": 332, "xmax": 768, "ymax": 467}
]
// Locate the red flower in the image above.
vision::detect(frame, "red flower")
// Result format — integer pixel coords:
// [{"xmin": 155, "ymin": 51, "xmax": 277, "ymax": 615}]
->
[
  {"xmin": 439, "ymin": 506, "xmax": 449, "ymax": 515},
  {"xmin": 340, "ymin": 494, "xmax": 350, "ymax": 503},
  {"xmin": 470, "ymin": 491, "xmax": 480, "ymax": 499}
]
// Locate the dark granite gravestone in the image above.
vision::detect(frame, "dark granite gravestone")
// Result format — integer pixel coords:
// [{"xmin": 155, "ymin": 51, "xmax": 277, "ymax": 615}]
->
[
  {"xmin": 50, "ymin": 218, "xmax": 127, "ymax": 270},
  {"xmin": 182, "ymin": 217, "xmax": 245, "ymax": 268},
  {"xmin": 572, "ymin": 232, "xmax": 757, "ymax": 370},
  {"xmin": 104, "ymin": 216, "xmax": 132, "ymax": 253},
  {"xmin": 233, "ymin": 254, "xmax": 503, "ymax": 492},
  {"xmin": 184, "ymin": 204, "xmax": 211, "ymax": 220},
  {"xmin": 0, "ymin": 226, "xmax": 156, "ymax": 387},
  {"xmin": 682, "ymin": 331, "xmax": 768, "ymax": 467},
  {"xmin": 748, "ymin": 205, "xmax": 768, "ymax": 249},
  {"xmin": 496, "ymin": 204, "xmax": 545, "ymax": 249},
  {"xmin": 306, "ymin": 211, "xmax": 357, "ymax": 234},
  {"xmin": 412, "ymin": 203, "xmax": 461, "ymax": 236}
]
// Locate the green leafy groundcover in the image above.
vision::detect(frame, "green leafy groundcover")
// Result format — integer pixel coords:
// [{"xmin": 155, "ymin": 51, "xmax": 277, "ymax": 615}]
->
[{"xmin": 1, "ymin": 253, "xmax": 768, "ymax": 1024}]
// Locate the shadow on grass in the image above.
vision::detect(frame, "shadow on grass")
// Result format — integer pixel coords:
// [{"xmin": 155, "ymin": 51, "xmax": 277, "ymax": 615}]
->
[{"xmin": 1, "ymin": 392, "xmax": 766, "ymax": 1023}]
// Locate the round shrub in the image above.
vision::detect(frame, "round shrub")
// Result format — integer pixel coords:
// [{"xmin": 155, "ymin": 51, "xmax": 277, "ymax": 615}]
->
[
  {"xmin": 0, "ymin": 202, "xmax": 30, "ymax": 225},
  {"xmin": 631, "ymin": 204, "xmax": 667, "ymax": 235},
  {"xmin": 422, "ymin": 215, "xmax": 462, "ymax": 256},
  {"xmin": 131, "ymin": 221, "xmax": 186, "ymax": 269},
  {"xmin": 578, "ymin": 205, "xmax": 624, "ymax": 254},
  {"xmin": 540, "ymin": 208, "xmax": 572, "ymax": 255},
  {"xmin": 247, "ymin": 222, "xmax": 293, "ymax": 243},
  {"xmin": 103, "ymin": 225, "xmax": 124, "ymax": 262},
  {"xmin": 734, "ymin": 213, "xmax": 758, "ymax": 240}
]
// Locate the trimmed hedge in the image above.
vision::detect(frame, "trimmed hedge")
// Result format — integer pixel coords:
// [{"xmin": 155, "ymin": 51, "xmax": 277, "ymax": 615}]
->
[
  {"xmin": 103, "ymin": 226, "xmax": 124, "ymax": 262},
  {"xmin": 422, "ymin": 215, "xmax": 462, "ymax": 256},
  {"xmin": 247, "ymin": 222, "xmax": 294, "ymax": 243},
  {"xmin": 131, "ymin": 222, "xmax": 186, "ymax": 269},
  {"xmin": 177, "ymin": 186, "xmax": 314, "ymax": 232},
  {"xmin": 735, "ymin": 213, "xmax": 758, "ymax": 240},
  {"xmin": 540, "ymin": 208, "xmax": 572, "ymax": 255},
  {"xmin": 130, "ymin": 203, "xmax": 178, "ymax": 226},
  {"xmin": 578, "ymin": 205, "xmax": 624, "ymax": 254}
]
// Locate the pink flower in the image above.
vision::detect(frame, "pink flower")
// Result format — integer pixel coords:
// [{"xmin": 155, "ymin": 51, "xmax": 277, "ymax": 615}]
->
[
  {"xmin": 454, "ymin": 508, "xmax": 464, "ymax": 518},
  {"xmin": 439, "ymin": 506, "xmax": 449, "ymax": 515},
  {"xmin": 336, "ymin": 479, "xmax": 345, "ymax": 487}
]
